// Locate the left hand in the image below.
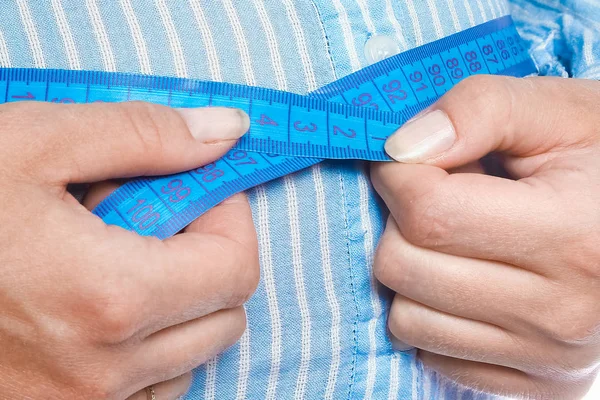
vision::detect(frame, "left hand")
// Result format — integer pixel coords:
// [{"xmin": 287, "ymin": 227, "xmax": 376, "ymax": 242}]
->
[{"xmin": 371, "ymin": 75, "xmax": 600, "ymax": 399}]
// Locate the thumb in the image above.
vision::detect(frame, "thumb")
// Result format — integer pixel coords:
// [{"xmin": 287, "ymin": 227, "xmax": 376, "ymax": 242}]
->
[
  {"xmin": 384, "ymin": 75, "xmax": 600, "ymax": 172},
  {"xmin": 9, "ymin": 101, "xmax": 249, "ymax": 184}
]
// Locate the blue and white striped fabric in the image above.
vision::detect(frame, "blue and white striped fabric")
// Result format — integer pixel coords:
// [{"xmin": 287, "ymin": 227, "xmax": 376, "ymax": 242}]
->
[{"xmin": 1, "ymin": 1, "xmax": 598, "ymax": 399}]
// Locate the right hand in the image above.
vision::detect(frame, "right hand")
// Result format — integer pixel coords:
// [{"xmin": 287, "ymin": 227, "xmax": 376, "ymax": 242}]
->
[{"xmin": 0, "ymin": 101, "xmax": 259, "ymax": 400}]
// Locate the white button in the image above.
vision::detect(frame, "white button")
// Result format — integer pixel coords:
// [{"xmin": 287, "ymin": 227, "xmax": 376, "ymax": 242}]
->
[{"xmin": 364, "ymin": 35, "xmax": 400, "ymax": 65}]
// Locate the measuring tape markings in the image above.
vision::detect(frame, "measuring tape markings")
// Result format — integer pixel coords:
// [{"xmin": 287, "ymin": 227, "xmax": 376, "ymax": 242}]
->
[
  {"xmin": 234, "ymin": 16, "xmax": 534, "ymax": 159},
  {"xmin": 0, "ymin": 16, "xmax": 536, "ymax": 239}
]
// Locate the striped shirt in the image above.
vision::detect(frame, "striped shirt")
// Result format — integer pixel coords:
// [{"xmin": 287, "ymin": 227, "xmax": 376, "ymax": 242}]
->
[{"xmin": 1, "ymin": 1, "xmax": 598, "ymax": 399}]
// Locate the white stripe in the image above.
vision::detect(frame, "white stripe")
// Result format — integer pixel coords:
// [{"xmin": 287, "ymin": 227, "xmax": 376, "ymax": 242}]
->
[
  {"xmin": 283, "ymin": 176, "xmax": 311, "ymax": 399},
  {"xmin": 384, "ymin": 0, "xmax": 409, "ymax": 50},
  {"xmin": 223, "ymin": 0, "xmax": 256, "ymax": 85},
  {"xmin": 155, "ymin": 0, "xmax": 187, "ymax": 77},
  {"xmin": 312, "ymin": 164, "xmax": 342, "ymax": 400},
  {"xmin": 85, "ymin": 0, "xmax": 116, "ymax": 71},
  {"xmin": 411, "ymin": 357, "xmax": 419, "ymax": 400},
  {"xmin": 438, "ymin": 376, "xmax": 447, "ymax": 400},
  {"xmin": 475, "ymin": 0, "xmax": 489, "ymax": 22},
  {"xmin": 0, "ymin": 30, "xmax": 12, "ymax": 67},
  {"xmin": 119, "ymin": 0, "xmax": 152, "ymax": 74},
  {"xmin": 406, "ymin": 0, "xmax": 424, "ymax": 46},
  {"xmin": 359, "ymin": 172, "xmax": 380, "ymax": 400},
  {"xmin": 235, "ymin": 328, "xmax": 251, "ymax": 400},
  {"xmin": 388, "ymin": 354, "xmax": 400, "ymax": 400},
  {"xmin": 423, "ymin": 368, "xmax": 432, "ymax": 400},
  {"xmin": 50, "ymin": 0, "xmax": 81, "ymax": 69},
  {"xmin": 254, "ymin": 0, "xmax": 287, "ymax": 90},
  {"xmin": 495, "ymin": 0, "xmax": 506, "ymax": 15},
  {"xmin": 204, "ymin": 356, "xmax": 218, "ymax": 400},
  {"xmin": 486, "ymin": 0, "xmax": 498, "ymax": 18},
  {"xmin": 254, "ymin": 185, "xmax": 281, "ymax": 400},
  {"xmin": 456, "ymin": 384, "xmax": 465, "ymax": 400},
  {"xmin": 495, "ymin": 0, "xmax": 503, "ymax": 15},
  {"xmin": 356, "ymin": 0, "xmax": 377, "ymax": 34},
  {"xmin": 16, "ymin": 0, "xmax": 45, "ymax": 68},
  {"xmin": 579, "ymin": 65, "xmax": 600, "ymax": 79},
  {"xmin": 446, "ymin": 0, "xmax": 463, "ymax": 32},
  {"xmin": 426, "ymin": 0, "xmax": 445, "ymax": 39},
  {"xmin": 583, "ymin": 28, "xmax": 595, "ymax": 66},
  {"xmin": 463, "ymin": 0, "xmax": 476, "ymax": 26},
  {"xmin": 331, "ymin": 0, "xmax": 362, "ymax": 71},
  {"xmin": 189, "ymin": 0, "xmax": 222, "ymax": 81},
  {"xmin": 282, "ymin": 0, "xmax": 318, "ymax": 91}
]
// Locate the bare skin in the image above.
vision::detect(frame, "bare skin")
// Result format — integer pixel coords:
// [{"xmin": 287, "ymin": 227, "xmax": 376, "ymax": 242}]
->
[
  {"xmin": 0, "ymin": 101, "xmax": 259, "ymax": 400},
  {"xmin": 372, "ymin": 76, "xmax": 600, "ymax": 399},
  {"xmin": 2, "ymin": 75, "xmax": 599, "ymax": 400}
]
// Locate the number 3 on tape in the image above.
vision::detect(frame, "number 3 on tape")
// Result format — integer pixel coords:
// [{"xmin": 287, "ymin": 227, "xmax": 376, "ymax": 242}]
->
[{"xmin": 0, "ymin": 16, "xmax": 537, "ymax": 238}]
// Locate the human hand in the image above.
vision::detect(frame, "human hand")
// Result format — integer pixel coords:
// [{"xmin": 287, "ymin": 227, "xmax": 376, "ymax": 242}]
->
[
  {"xmin": 0, "ymin": 101, "xmax": 259, "ymax": 400},
  {"xmin": 371, "ymin": 76, "xmax": 600, "ymax": 399}
]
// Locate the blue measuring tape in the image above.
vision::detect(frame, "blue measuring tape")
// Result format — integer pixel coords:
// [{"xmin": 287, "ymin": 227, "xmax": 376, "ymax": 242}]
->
[{"xmin": 0, "ymin": 16, "xmax": 536, "ymax": 239}]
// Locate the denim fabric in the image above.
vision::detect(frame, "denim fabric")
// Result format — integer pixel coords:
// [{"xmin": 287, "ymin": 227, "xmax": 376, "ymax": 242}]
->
[{"xmin": 0, "ymin": 1, "xmax": 598, "ymax": 399}]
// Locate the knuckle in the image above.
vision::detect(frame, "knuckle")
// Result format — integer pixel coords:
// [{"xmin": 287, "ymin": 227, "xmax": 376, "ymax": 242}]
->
[
  {"xmin": 224, "ymin": 249, "xmax": 260, "ymax": 308},
  {"xmin": 540, "ymin": 291, "xmax": 600, "ymax": 344},
  {"xmin": 548, "ymin": 317, "xmax": 599, "ymax": 345},
  {"xmin": 86, "ymin": 372, "xmax": 122, "ymax": 400},
  {"xmin": 82, "ymin": 287, "xmax": 138, "ymax": 343},
  {"xmin": 399, "ymin": 190, "xmax": 455, "ymax": 248},
  {"xmin": 453, "ymin": 75, "xmax": 514, "ymax": 121},
  {"xmin": 229, "ymin": 306, "xmax": 248, "ymax": 341},
  {"xmin": 231, "ymin": 244, "xmax": 260, "ymax": 307},
  {"xmin": 558, "ymin": 348, "xmax": 599, "ymax": 376},
  {"xmin": 96, "ymin": 301, "xmax": 137, "ymax": 343},
  {"xmin": 374, "ymin": 234, "xmax": 408, "ymax": 290},
  {"xmin": 208, "ymin": 308, "xmax": 248, "ymax": 352},
  {"xmin": 373, "ymin": 243, "xmax": 393, "ymax": 285},
  {"xmin": 63, "ymin": 367, "xmax": 123, "ymax": 399},
  {"xmin": 178, "ymin": 372, "xmax": 194, "ymax": 396},
  {"xmin": 120, "ymin": 101, "xmax": 167, "ymax": 160},
  {"xmin": 0, "ymin": 102, "xmax": 55, "ymax": 173},
  {"xmin": 388, "ymin": 298, "xmax": 418, "ymax": 344}
]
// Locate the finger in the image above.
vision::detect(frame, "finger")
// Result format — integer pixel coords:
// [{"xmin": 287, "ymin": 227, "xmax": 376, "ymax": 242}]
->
[
  {"xmin": 81, "ymin": 182, "xmax": 257, "ymax": 335},
  {"xmin": 371, "ymin": 162, "xmax": 562, "ymax": 269},
  {"xmin": 374, "ymin": 217, "xmax": 554, "ymax": 330},
  {"xmin": 384, "ymin": 75, "xmax": 600, "ymax": 172},
  {"xmin": 388, "ymin": 295, "xmax": 593, "ymax": 378},
  {"xmin": 74, "ymin": 187, "xmax": 257, "ymax": 342},
  {"xmin": 134, "ymin": 307, "xmax": 246, "ymax": 384},
  {"xmin": 133, "ymin": 191, "xmax": 257, "ymax": 336},
  {"xmin": 126, "ymin": 373, "xmax": 192, "ymax": 400},
  {"xmin": 388, "ymin": 295, "xmax": 531, "ymax": 371},
  {"xmin": 5, "ymin": 101, "xmax": 249, "ymax": 184},
  {"xmin": 183, "ymin": 192, "xmax": 254, "ymax": 239},
  {"xmin": 447, "ymin": 160, "xmax": 484, "ymax": 174},
  {"xmin": 419, "ymin": 351, "xmax": 595, "ymax": 399}
]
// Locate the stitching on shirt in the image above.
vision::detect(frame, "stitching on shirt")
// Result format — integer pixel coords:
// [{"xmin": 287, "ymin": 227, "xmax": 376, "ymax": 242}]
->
[
  {"xmin": 338, "ymin": 168, "xmax": 359, "ymax": 400},
  {"xmin": 417, "ymin": 356, "xmax": 421, "ymax": 400},
  {"xmin": 308, "ymin": 0, "xmax": 339, "ymax": 80}
]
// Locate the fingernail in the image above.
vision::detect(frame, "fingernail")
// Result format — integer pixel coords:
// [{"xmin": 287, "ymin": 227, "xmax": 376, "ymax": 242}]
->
[
  {"xmin": 389, "ymin": 334, "xmax": 415, "ymax": 352},
  {"xmin": 385, "ymin": 109, "xmax": 456, "ymax": 163},
  {"xmin": 176, "ymin": 107, "xmax": 250, "ymax": 142}
]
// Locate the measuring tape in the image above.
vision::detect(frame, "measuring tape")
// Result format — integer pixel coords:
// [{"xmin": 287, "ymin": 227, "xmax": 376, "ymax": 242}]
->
[{"xmin": 0, "ymin": 16, "xmax": 536, "ymax": 239}]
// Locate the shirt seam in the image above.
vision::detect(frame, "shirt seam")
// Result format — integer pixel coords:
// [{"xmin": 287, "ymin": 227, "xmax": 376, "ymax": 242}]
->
[
  {"xmin": 338, "ymin": 169, "xmax": 359, "ymax": 400},
  {"xmin": 308, "ymin": 0, "xmax": 340, "ymax": 80}
]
